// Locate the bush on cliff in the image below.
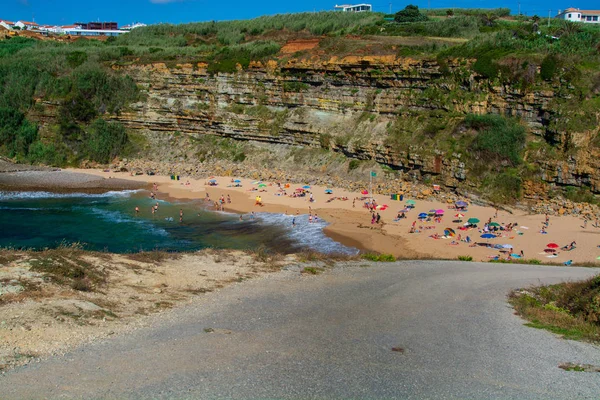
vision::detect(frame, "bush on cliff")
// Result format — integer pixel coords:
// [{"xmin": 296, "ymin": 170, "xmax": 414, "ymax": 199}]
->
[
  {"xmin": 84, "ymin": 119, "xmax": 128, "ymax": 164},
  {"xmin": 466, "ymin": 114, "xmax": 526, "ymax": 166},
  {"xmin": 0, "ymin": 107, "xmax": 38, "ymax": 159}
]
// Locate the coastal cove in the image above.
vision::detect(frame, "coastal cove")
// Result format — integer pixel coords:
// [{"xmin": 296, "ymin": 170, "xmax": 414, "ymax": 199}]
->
[{"xmin": 69, "ymin": 168, "xmax": 600, "ymax": 265}]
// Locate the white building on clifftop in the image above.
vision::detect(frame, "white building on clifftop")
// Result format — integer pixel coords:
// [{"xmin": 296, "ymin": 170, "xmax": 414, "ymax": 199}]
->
[
  {"xmin": 334, "ymin": 4, "xmax": 372, "ymax": 12},
  {"xmin": 556, "ymin": 8, "xmax": 600, "ymax": 23}
]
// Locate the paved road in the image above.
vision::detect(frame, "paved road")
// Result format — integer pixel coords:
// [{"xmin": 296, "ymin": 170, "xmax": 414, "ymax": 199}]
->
[{"xmin": 2, "ymin": 261, "xmax": 600, "ymax": 399}]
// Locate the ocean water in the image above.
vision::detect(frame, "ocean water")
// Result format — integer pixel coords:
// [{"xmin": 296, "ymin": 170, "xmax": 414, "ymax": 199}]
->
[{"xmin": 0, "ymin": 190, "xmax": 357, "ymax": 254}]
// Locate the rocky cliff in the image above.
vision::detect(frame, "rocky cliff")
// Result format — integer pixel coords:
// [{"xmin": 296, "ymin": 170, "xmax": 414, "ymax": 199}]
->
[{"xmin": 35, "ymin": 55, "xmax": 600, "ymax": 196}]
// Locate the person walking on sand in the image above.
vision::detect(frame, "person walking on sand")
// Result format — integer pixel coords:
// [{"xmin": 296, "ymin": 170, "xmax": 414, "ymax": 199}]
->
[
  {"xmin": 584, "ymin": 219, "xmax": 588, "ymax": 229},
  {"xmin": 376, "ymin": 213, "xmax": 381, "ymax": 224},
  {"xmin": 227, "ymin": 194, "xmax": 231, "ymax": 204}
]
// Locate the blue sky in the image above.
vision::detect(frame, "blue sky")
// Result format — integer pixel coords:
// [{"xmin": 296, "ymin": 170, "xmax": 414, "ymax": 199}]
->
[{"xmin": 2, "ymin": 0, "xmax": 598, "ymax": 26}]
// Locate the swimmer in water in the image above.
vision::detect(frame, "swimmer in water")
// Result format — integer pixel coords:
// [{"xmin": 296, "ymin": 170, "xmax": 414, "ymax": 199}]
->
[{"xmin": 135, "ymin": 206, "xmax": 139, "ymax": 215}]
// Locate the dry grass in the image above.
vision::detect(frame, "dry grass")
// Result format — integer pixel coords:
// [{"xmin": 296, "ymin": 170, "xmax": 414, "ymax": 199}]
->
[{"xmin": 126, "ymin": 250, "xmax": 183, "ymax": 264}]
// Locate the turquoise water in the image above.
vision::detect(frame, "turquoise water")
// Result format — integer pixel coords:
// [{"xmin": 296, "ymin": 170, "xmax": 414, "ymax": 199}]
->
[{"xmin": 0, "ymin": 190, "xmax": 356, "ymax": 254}]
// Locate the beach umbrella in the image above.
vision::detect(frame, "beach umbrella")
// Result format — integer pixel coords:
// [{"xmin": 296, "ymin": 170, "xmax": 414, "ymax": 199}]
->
[
  {"xmin": 252, "ymin": 181, "xmax": 262, "ymax": 185},
  {"xmin": 455, "ymin": 213, "xmax": 465, "ymax": 218},
  {"xmin": 435, "ymin": 209, "xmax": 445, "ymax": 214},
  {"xmin": 325, "ymin": 189, "xmax": 333, "ymax": 194},
  {"xmin": 467, "ymin": 218, "xmax": 480, "ymax": 224},
  {"xmin": 208, "ymin": 179, "xmax": 217, "ymax": 183},
  {"xmin": 488, "ymin": 222, "xmax": 501, "ymax": 227},
  {"xmin": 547, "ymin": 243, "xmax": 559, "ymax": 249},
  {"xmin": 295, "ymin": 188, "xmax": 305, "ymax": 192},
  {"xmin": 444, "ymin": 228, "xmax": 456, "ymax": 236},
  {"xmin": 361, "ymin": 190, "xmax": 369, "ymax": 195},
  {"xmin": 418, "ymin": 213, "xmax": 428, "ymax": 219},
  {"xmin": 258, "ymin": 184, "xmax": 267, "ymax": 188},
  {"xmin": 481, "ymin": 233, "xmax": 496, "ymax": 239},
  {"xmin": 233, "ymin": 179, "xmax": 241, "ymax": 183},
  {"xmin": 455, "ymin": 200, "xmax": 468, "ymax": 207},
  {"xmin": 303, "ymin": 185, "xmax": 311, "ymax": 189},
  {"xmin": 502, "ymin": 244, "xmax": 513, "ymax": 249},
  {"xmin": 406, "ymin": 199, "xmax": 416, "ymax": 205}
]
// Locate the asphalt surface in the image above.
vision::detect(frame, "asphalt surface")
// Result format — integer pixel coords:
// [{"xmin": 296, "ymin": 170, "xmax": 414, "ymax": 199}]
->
[{"xmin": 2, "ymin": 261, "xmax": 600, "ymax": 399}]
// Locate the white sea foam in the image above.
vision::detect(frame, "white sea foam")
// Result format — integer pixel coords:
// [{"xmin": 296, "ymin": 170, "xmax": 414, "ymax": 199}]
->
[
  {"xmin": 252, "ymin": 212, "xmax": 359, "ymax": 255},
  {"xmin": 0, "ymin": 190, "xmax": 142, "ymax": 201}
]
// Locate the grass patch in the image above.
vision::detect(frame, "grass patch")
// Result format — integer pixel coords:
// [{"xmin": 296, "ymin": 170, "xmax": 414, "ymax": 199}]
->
[
  {"xmin": 458, "ymin": 255, "xmax": 473, "ymax": 261},
  {"xmin": 362, "ymin": 253, "xmax": 396, "ymax": 262},
  {"xmin": 490, "ymin": 258, "xmax": 542, "ymax": 265},
  {"xmin": 509, "ymin": 275, "xmax": 600, "ymax": 343},
  {"xmin": 301, "ymin": 266, "xmax": 324, "ymax": 275}
]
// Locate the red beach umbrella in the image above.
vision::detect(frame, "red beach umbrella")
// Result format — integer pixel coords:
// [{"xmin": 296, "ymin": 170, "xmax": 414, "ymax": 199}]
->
[{"xmin": 547, "ymin": 243, "xmax": 559, "ymax": 249}]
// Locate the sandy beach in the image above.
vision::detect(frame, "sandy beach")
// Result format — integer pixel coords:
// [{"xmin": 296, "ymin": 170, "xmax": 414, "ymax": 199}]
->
[{"xmin": 63, "ymin": 168, "xmax": 600, "ymax": 265}]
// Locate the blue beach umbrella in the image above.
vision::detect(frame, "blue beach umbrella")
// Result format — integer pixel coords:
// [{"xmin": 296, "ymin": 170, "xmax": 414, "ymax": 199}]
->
[
  {"xmin": 456, "ymin": 200, "xmax": 468, "ymax": 207},
  {"xmin": 325, "ymin": 189, "xmax": 333, "ymax": 194},
  {"xmin": 418, "ymin": 213, "xmax": 428, "ymax": 219},
  {"xmin": 481, "ymin": 233, "xmax": 496, "ymax": 239},
  {"xmin": 208, "ymin": 179, "xmax": 217, "ymax": 183},
  {"xmin": 303, "ymin": 185, "xmax": 311, "ymax": 189},
  {"xmin": 234, "ymin": 179, "xmax": 241, "ymax": 183}
]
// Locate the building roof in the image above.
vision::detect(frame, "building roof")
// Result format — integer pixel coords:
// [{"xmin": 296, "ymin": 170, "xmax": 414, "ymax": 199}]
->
[
  {"xmin": 19, "ymin": 21, "xmax": 40, "ymax": 26},
  {"xmin": 0, "ymin": 20, "xmax": 15, "ymax": 25}
]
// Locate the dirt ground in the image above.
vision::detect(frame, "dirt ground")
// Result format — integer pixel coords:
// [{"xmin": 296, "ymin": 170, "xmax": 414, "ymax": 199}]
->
[{"xmin": 0, "ymin": 248, "xmax": 293, "ymax": 372}]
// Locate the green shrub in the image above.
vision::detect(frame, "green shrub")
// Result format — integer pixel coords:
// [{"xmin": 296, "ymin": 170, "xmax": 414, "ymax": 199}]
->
[
  {"xmin": 394, "ymin": 5, "xmax": 428, "ymax": 23},
  {"xmin": 540, "ymin": 54, "xmax": 559, "ymax": 81},
  {"xmin": 282, "ymin": 81, "xmax": 309, "ymax": 93},
  {"xmin": 458, "ymin": 255, "xmax": 473, "ymax": 261},
  {"xmin": 348, "ymin": 159, "xmax": 361, "ymax": 171},
  {"xmin": 85, "ymin": 119, "xmax": 128, "ymax": 164},
  {"xmin": 466, "ymin": 114, "xmax": 526, "ymax": 166},
  {"xmin": 0, "ymin": 107, "xmax": 38, "ymax": 158},
  {"xmin": 473, "ymin": 55, "xmax": 499, "ymax": 79}
]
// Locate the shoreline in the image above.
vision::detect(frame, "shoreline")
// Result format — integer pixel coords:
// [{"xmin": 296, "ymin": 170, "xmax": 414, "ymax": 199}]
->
[{"xmin": 2, "ymin": 167, "xmax": 600, "ymax": 265}]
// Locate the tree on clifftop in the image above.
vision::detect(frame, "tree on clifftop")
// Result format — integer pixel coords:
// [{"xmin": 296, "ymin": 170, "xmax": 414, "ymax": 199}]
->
[{"xmin": 394, "ymin": 5, "xmax": 428, "ymax": 23}]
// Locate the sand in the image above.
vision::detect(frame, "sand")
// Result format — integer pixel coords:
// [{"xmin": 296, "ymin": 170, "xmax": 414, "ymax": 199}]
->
[{"xmin": 65, "ymin": 169, "xmax": 600, "ymax": 265}]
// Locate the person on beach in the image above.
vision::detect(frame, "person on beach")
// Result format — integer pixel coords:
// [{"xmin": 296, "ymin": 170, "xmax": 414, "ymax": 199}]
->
[
  {"xmin": 179, "ymin": 209, "xmax": 183, "ymax": 221},
  {"xmin": 376, "ymin": 213, "xmax": 381, "ymax": 224},
  {"xmin": 239, "ymin": 214, "xmax": 243, "ymax": 221},
  {"xmin": 309, "ymin": 214, "xmax": 313, "ymax": 223},
  {"xmin": 584, "ymin": 219, "xmax": 588, "ymax": 229},
  {"xmin": 353, "ymin": 199, "xmax": 356, "ymax": 208},
  {"xmin": 151, "ymin": 206, "xmax": 155, "ymax": 215},
  {"xmin": 314, "ymin": 214, "xmax": 319, "ymax": 222},
  {"xmin": 227, "ymin": 195, "xmax": 231, "ymax": 204}
]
